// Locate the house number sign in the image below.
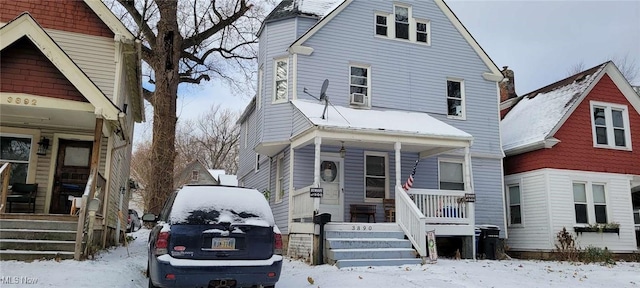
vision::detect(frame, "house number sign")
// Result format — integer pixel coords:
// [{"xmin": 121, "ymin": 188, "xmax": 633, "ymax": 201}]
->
[
  {"xmin": 309, "ymin": 187, "xmax": 323, "ymax": 198},
  {"xmin": 6, "ymin": 96, "xmax": 37, "ymax": 106}
]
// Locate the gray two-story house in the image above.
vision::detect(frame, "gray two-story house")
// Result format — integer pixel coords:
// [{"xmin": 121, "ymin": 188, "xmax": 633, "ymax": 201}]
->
[{"xmin": 238, "ymin": 0, "xmax": 505, "ymax": 267}]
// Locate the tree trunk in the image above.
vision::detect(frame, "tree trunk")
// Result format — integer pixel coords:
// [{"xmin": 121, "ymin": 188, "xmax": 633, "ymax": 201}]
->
[{"xmin": 147, "ymin": 1, "xmax": 183, "ymax": 214}]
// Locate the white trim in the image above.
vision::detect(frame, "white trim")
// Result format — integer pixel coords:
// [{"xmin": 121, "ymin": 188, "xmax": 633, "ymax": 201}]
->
[
  {"xmin": 374, "ymin": 11, "xmax": 390, "ymax": 38},
  {"xmin": 0, "ymin": 128, "xmax": 40, "ymax": 185},
  {"xmin": 272, "ymin": 57, "xmax": 289, "ymax": 104},
  {"xmin": 288, "ymin": 45, "xmax": 313, "ymax": 55},
  {"xmin": 292, "ymin": 54, "xmax": 298, "ymax": 100},
  {"xmin": 589, "ymin": 101, "xmax": 632, "ymax": 151},
  {"xmin": 257, "ymin": 66, "xmax": 263, "ymax": 110},
  {"xmin": 0, "ymin": 14, "xmax": 121, "ymax": 120},
  {"xmin": 0, "ymin": 93, "xmax": 95, "ymax": 113},
  {"xmin": 393, "ymin": 3, "xmax": 412, "ymax": 41},
  {"xmin": 243, "ymin": 122, "xmax": 248, "ymax": 149},
  {"xmin": 506, "ymin": 182, "xmax": 523, "ymax": 227},
  {"xmin": 255, "ymin": 153, "xmax": 261, "ymax": 173},
  {"xmin": 437, "ymin": 158, "xmax": 465, "ymax": 190},
  {"xmin": 287, "ymin": 146, "xmax": 295, "ymax": 234},
  {"xmin": 348, "ymin": 63, "xmax": 371, "ymax": 108},
  {"xmin": 572, "ymin": 180, "xmax": 610, "ymax": 225},
  {"xmin": 446, "ymin": 78, "xmax": 466, "ymax": 120},
  {"xmin": 275, "ymin": 154, "xmax": 284, "ymax": 204},
  {"xmin": 414, "ymin": 18, "xmax": 431, "ymax": 45},
  {"xmin": 83, "ymin": 0, "xmax": 135, "ymax": 40},
  {"xmin": 364, "ymin": 151, "xmax": 389, "ymax": 203}
]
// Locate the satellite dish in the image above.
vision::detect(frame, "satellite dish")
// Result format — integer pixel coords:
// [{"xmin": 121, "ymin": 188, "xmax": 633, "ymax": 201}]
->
[{"xmin": 319, "ymin": 79, "xmax": 329, "ymax": 101}]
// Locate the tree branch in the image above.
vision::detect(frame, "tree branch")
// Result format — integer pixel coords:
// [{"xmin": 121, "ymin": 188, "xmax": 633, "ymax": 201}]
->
[
  {"xmin": 116, "ymin": 0, "xmax": 157, "ymax": 47},
  {"xmin": 143, "ymin": 88, "xmax": 154, "ymax": 105},
  {"xmin": 181, "ymin": 0, "xmax": 252, "ymax": 50},
  {"xmin": 179, "ymin": 74, "xmax": 211, "ymax": 84}
]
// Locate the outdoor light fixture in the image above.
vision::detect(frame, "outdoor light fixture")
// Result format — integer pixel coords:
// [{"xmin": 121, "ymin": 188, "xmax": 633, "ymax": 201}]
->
[
  {"xmin": 339, "ymin": 142, "xmax": 346, "ymax": 158},
  {"xmin": 37, "ymin": 137, "xmax": 50, "ymax": 156}
]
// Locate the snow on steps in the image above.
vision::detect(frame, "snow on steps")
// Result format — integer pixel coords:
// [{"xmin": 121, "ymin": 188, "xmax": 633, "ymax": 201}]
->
[
  {"xmin": 0, "ymin": 219, "xmax": 78, "ymax": 261},
  {"xmin": 324, "ymin": 223, "xmax": 422, "ymax": 269}
]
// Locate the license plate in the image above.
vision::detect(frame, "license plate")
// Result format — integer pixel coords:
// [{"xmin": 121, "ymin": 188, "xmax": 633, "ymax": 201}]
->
[{"xmin": 211, "ymin": 238, "xmax": 235, "ymax": 250}]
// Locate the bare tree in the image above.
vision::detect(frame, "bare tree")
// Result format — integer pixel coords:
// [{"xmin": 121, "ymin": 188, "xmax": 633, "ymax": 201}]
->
[
  {"xmin": 567, "ymin": 55, "xmax": 638, "ymax": 85},
  {"xmin": 110, "ymin": 0, "xmax": 267, "ymax": 213}
]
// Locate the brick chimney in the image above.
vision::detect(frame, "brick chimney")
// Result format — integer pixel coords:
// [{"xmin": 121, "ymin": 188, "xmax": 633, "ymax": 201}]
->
[{"xmin": 499, "ymin": 66, "xmax": 517, "ymax": 102}]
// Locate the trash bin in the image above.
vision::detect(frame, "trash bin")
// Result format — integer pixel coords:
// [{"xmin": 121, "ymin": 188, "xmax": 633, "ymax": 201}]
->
[
  {"xmin": 313, "ymin": 213, "xmax": 331, "ymax": 264},
  {"xmin": 477, "ymin": 225, "xmax": 500, "ymax": 260},
  {"xmin": 474, "ymin": 228, "xmax": 481, "ymax": 258}
]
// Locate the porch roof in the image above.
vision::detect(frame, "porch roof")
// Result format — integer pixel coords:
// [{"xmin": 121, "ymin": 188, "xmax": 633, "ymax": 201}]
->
[{"xmin": 291, "ymin": 100, "xmax": 473, "ymax": 140}]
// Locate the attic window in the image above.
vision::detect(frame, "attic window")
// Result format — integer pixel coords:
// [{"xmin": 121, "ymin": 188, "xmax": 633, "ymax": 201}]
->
[
  {"xmin": 590, "ymin": 101, "xmax": 631, "ymax": 150},
  {"xmin": 191, "ymin": 170, "xmax": 199, "ymax": 181},
  {"xmin": 374, "ymin": 4, "xmax": 430, "ymax": 45}
]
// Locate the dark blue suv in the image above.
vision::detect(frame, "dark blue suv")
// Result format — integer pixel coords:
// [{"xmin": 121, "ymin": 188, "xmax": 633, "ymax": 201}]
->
[{"xmin": 144, "ymin": 185, "xmax": 283, "ymax": 288}]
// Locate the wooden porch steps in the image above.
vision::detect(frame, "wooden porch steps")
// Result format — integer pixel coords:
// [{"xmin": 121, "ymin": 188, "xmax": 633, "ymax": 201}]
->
[
  {"xmin": 324, "ymin": 223, "xmax": 422, "ymax": 268},
  {"xmin": 0, "ymin": 218, "xmax": 78, "ymax": 261}
]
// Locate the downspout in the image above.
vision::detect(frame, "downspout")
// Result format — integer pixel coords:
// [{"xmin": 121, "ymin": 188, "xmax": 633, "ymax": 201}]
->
[{"xmin": 115, "ymin": 186, "xmax": 125, "ymax": 245}]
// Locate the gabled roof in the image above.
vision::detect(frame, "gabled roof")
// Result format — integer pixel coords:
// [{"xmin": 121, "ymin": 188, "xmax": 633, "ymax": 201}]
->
[
  {"xmin": 0, "ymin": 13, "xmax": 122, "ymax": 120},
  {"xmin": 83, "ymin": 0, "xmax": 135, "ymax": 41},
  {"xmin": 501, "ymin": 61, "xmax": 640, "ymax": 155}
]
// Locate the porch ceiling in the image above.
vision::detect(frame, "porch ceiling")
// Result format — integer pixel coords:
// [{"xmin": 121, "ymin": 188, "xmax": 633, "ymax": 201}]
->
[{"xmin": 0, "ymin": 104, "xmax": 96, "ymax": 130}]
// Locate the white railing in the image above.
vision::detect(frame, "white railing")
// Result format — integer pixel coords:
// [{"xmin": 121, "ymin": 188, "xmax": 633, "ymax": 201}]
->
[
  {"xmin": 291, "ymin": 185, "xmax": 314, "ymax": 220},
  {"xmin": 408, "ymin": 189, "xmax": 471, "ymax": 225},
  {"xmin": 395, "ymin": 185, "xmax": 427, "ymax": 257}
]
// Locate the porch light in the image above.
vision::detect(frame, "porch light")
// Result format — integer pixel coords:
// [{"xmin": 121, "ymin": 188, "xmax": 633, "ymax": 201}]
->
[
  {"xmin": 339, "ymin": 142, "xmax": 346, "ymax": 158},
  {"xmin": 36, "ymin": 137, "xmax": 50, "ymax": 156}
]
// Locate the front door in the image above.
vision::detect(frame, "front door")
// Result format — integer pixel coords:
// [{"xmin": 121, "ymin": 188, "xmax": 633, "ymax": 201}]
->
[
  {"xmin": 49, "ymin": 140, "xmax": 92, "ymax": 214},
  {"xmin": 318, "ymin": 156, "xmax": 344, "ymax": 221}
]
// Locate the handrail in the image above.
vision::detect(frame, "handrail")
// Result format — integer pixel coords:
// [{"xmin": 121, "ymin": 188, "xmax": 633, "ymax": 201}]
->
[
  {"xmin": 395, "ymin": 185, "xmax": 427, "ymax": 258},
  {"xmin": 74, "ymin": 172, "xmax": 94, "ymax": 260},
  {"xmin": 291, "ymin": 185, "xmax": 314, "ymax": 220},
  {"xmin": 408, "ymin": 188, "xmax": 470, "ymax": 224},
  {"xmin": 0, "ymin": 162, "xmax": 11, "ymax": 213}
]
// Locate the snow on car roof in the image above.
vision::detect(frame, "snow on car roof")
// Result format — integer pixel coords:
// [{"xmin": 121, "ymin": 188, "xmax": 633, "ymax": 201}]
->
[{"xmin": 169, "ymin": 186, "xmax": 274, "ymax": 226}]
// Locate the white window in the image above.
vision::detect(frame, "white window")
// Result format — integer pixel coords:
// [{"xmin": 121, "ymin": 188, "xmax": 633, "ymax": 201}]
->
[
  {"xmin": 508, "ymin": 184, "xmax": 522, "ymax": 225},
  {"xmin": 257, "ymin": 66, "xmax": 263, "ymax": 109},
  {"xmin": 573, "ymin": 182, "xmax": 608, "ymax": 224},
  {"xmin": 191, "ymin": 170, "xmax": 199, "ymax": 181},
  {"xmin": 0, "ymin": 134, "xmax": 33, "ymax": 184},
  {"xmin": 447, "ymin": 79, "xmax": 465, "ymax": 119},
  {"xmin": 438, "ymin": 159, "xmax": 465, "ymax": 191},
  {"xmin": 273, "ymin": 57, "xmax": 288, "ymax": 103},
  {"xmin": 275, "ymin": 155, "xmax": 284, "ymax": 203},
  {"xmin": 255, "ymin": 154, "xmax": 261, "ymax": 172},
  {"xmin": 374, "ymin": 4, "xmax": 430, "ymax": 45},
  {"xmin": 590, "ymin": 101, "xmax": 631, "ymax": 149},
  {"xmin": 349, "ymin": 64, "xmax": 370, "ymax": 107},
  {"xmin": 365, "ymin": 151, "xmax": 388, "ymax": 202}
]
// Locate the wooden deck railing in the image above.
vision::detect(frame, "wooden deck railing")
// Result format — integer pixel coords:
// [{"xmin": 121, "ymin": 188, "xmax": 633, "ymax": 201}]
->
[
  {"xmin": 408, "ymin": 188, "xmax": 471, "ymax": 225},
  {"xmin": 395, "ymin": 185, "xmax": 427, "ymax": 258},
  {"xmin": 291, "ymin": 185, "xmax": 314, "ymax": 220}
]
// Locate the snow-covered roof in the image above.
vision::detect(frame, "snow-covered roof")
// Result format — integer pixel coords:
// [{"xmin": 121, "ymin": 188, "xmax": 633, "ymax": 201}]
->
[
  {"xmin": 501, "ymin": 63, "xmax": 607, "ymax": 153},
  {"xmin": 218, "ymin": 174, "xmax": 238, "ymax": 186},
  {"xmin": 291, "ymin": 100, "xmax": 472, "ymax": 140},
  {"xmin": 207, "ymin": 169, "xmax": 226, "ymax": 178},
  {"xmin": 265, "ymin": 0, "xmax": 344, "ymax": 22}
]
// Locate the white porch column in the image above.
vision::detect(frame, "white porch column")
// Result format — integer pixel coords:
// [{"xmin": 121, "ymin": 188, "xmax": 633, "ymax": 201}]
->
[
  {"xmin": 463, "ymin": 146, "xmax": 476, "ymax": 260},
  {"xmin": 313, "ymin": 137, "xmax": 321, "ymax": 213},
  {"xmin": 394, "ymin": 142, "xmax": 401, "ymax": 189}
]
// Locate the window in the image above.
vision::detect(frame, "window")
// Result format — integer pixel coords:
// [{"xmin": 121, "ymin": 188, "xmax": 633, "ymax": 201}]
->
[
  {"xmin": 365, "ymin": 152, "xmax": 387, "ymax": 201},
  {"xmin": 394, "ymin": 5, "xmax": 409, "ymax": 40},
  {"xmin": 255, "ymin": 154, "xmax": 261, "ymax": 172},
  {"xmin": 508, "ymin": 185, "xmax": 522, "ymax": 225},
  {"xmin": 375, "ymin": 13, "xmax": 387, "ymax": 36},
  {"xmin": 447, "ymin": 79, "xmax": 465, "ymax": 118},
  {"xmin": 0, "ymin": 134, "xmax": 32, "ymax": 184},
  {"xmin": 439, "ymin": 160, "xmax": 465, "ymax": 190},
  {"xmin": 590, "ymin": 101, "xmax": 631, "ymax": 149},
  {"xmin": 191, "ymin": 170, "xmax": 199, "ymax": 181},
  {"xmin": 349, "ymin": 64, "xmax": 370, "ymax": 106},
  {"xmin": 273, "ymin": 57, "xmax": 288, "ymax": 103},
  {"xmin": 275, "ymin": 155, "xmax": 284, "ymax": 203},
  {"xmin": 416, "ymin": 20, "xmax": 429, "ymax": 43},
  {"xmin": 257, "ymin": 66, "xmax": 263, "ymax": 109},
  {"xmin": 573, "ymin": 181, "xmax": 608, "ymax": 224}
]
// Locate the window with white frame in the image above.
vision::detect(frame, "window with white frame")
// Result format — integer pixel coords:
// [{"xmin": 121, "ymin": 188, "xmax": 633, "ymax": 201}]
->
[
  {"xmin": 508, "ymin": 184, "xmax": 522, "ymax": 225},
  {"xmin": 590, "ymin": 101, "xmax": 631, "ymax": 149},
  {"xmin": 374, "ymin": 4, "xmax": 430, "ymax": 45},
  {"xmin": 273, "ymin": 57, "xmax": 288, "ymax": 103},
  {"xmin": 439, "ymin": 160, "xmax": 465, "ymax": 190},
  {"xmin": 0, "ymin": 134, "xmax": 32, "ymax": 184},
  {"xmin": 447, "ymin": 79, "xmax": 465, "ymax": 118},
  {"xmin": 365, "ymin": 152, "xmax": 387, "ymax": 201},
  {"xmin": 349, "ymin": 64, "xmax": 370, "ymax": 106},
  {"xmin": 255, "ymin": 154, "xmax": 261, "ymax": 172},
  {"xmin": 573, "ymin": 182, "xmax": 608, "ymax": 224},
  {"xmin": 257, "ymin": 66, "xmax": 263, "ymax": 109},
  {"xmin": 275, "ymin": 155, "xmax": 284, "ymax": 203}
]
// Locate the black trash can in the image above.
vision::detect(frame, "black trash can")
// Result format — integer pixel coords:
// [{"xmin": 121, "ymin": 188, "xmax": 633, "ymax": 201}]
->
[
  {"xmin": 313, "ymin": 213, "xmax": 332, "ymax": 264},
  {"xmin": 477, "ymin": 225, "xmax": 500, "ymax": 260}
]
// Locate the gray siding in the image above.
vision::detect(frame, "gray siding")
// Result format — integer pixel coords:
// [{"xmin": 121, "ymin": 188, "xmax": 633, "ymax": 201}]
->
[
  {"xmin": 291, "ymin": 108, "xmax": 313, "ymax": 138},
  {"xmin": 470, "ymin": 158, "xmax": 506, "ymax": 237},
  {"xmin": 268, "ymin": 148, "xmax": 290, "ymax": 234},
  {"xmin": 296, "ymin": 17, "xmax": 317, "ymax": 38}
]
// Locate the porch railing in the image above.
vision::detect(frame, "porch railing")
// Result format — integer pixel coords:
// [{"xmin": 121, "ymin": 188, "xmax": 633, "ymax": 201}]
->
[
  {"xmin": 291, "ymin": 185, "xmax": 314, "ymax": 220},
  {"xmin": 395, "ymin": 185, "xmax": 427, "ymax": 258},
  {"xmin": 0, "ymin": 162, "xmax": 11, "ymax": 213},
  {"xmin": 408, "ymin": 188, "xmax": 471, "ymax": 225}
]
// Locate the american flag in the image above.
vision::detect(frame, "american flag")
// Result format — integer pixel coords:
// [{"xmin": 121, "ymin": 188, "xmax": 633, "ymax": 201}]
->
[{"xmin": 402, "ymin": 160, "xmax": 419, "ymax": 191}]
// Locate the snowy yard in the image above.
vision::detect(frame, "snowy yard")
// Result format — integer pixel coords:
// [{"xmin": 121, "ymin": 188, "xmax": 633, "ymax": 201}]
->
[{"xmin": 1, "ymin": 228, "xmax": 638, "ymax": 288}]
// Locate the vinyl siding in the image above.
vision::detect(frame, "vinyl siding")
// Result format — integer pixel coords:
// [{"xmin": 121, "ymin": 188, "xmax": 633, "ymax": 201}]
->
[
  {"xmin": 291, "ymin": 107, "xmax": 312, "ymax": 138},
  {"xmin": 470, "ymin": 157, "xmax": 506, "ymax": 237},
  {"xmin": 269, "ymin": 149, "xmax": 290, "ymax": 234},
  {"xmin": 505, "ymin": 171, "xmax": 552, "ymax": 251},
  {"xmin": 296, "ymin": 17, "xmax": 317, "ymax": 38}
]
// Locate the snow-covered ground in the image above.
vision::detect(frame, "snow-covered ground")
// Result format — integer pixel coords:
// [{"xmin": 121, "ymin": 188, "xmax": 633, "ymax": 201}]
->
[{"xmin": 1, "ymin": 228, "xmax": 638, "ymax": 287}]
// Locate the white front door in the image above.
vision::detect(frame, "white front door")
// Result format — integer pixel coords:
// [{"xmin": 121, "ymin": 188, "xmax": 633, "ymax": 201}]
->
[{"xmin": 318, "ymin": 156, "xmax": 344, "ymax": 221}]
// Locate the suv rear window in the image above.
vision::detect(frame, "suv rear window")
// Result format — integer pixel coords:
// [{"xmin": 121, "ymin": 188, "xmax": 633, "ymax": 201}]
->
[{"xmin": 168, "ymin": 186, "xmax": 275, "ymax": 226}]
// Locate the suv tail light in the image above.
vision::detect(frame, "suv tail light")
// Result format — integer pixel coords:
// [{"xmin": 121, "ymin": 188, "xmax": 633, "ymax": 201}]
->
[
  {"xmin": 155, "ymin": 231, "xmax": 170, "ymax": 255},
  {"xmin": 274, "ymin": 233, "xmax": 283, "ymax": 255}
]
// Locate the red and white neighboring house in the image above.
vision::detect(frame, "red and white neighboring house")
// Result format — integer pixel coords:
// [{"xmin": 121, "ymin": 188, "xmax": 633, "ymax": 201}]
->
[{"xmin": 500, "ymin": 61, "xmax": 640, "ymax": 253}]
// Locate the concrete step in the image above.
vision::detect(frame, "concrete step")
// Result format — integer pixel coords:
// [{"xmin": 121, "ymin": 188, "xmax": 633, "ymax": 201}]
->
[
  {"xmin": 328, "ymin": 248, "xmax": 417, "ymax": 260},
  {"xmin": 326, "ymin": 238, "xmax": 412, "ymax": 249},
  {"xmin": 325, "ymin": 223, "xmax": 403, "ymax": 232},
  {"xmin": 0, "ymin": 229, "xmax": 77, "ymax": 241},
  {"xmin": 0, "ymin": 219, "xmax": 77, "ymax": 231},
  {"xmin": 335, "ymin": 258, "xmax": 423, "ymax": 269},
  {"xmin": 0, "ymin": 239, "xmax": 76, "ymax": 252},
  {"xmin": 0, "ymin": 250, "xmax": 75, "ymax": 261},
  {"xmin": 325, "ymin": 230, "xmax": 405, "ymax": 239}
]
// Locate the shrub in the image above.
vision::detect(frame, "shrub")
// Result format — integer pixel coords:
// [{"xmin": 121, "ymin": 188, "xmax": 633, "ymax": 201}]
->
[
  {"xmin": 581, "ymin": 246, "xmax": 615, "ymax": 265},
  {"xmin": 555, "ymin": 227, "xmax": 579, "ymax": 261}
]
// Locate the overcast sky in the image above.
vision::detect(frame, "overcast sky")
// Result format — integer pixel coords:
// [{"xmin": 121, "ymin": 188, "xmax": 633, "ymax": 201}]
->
[{"xmin": 134, "ymin": 0, "xmax": 640, "ymax": 143}]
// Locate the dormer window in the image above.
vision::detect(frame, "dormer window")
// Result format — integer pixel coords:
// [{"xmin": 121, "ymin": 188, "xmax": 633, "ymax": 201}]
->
[{"xmin": 374, "ymin": 4, "xmax": 430, "ymax": 45}]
